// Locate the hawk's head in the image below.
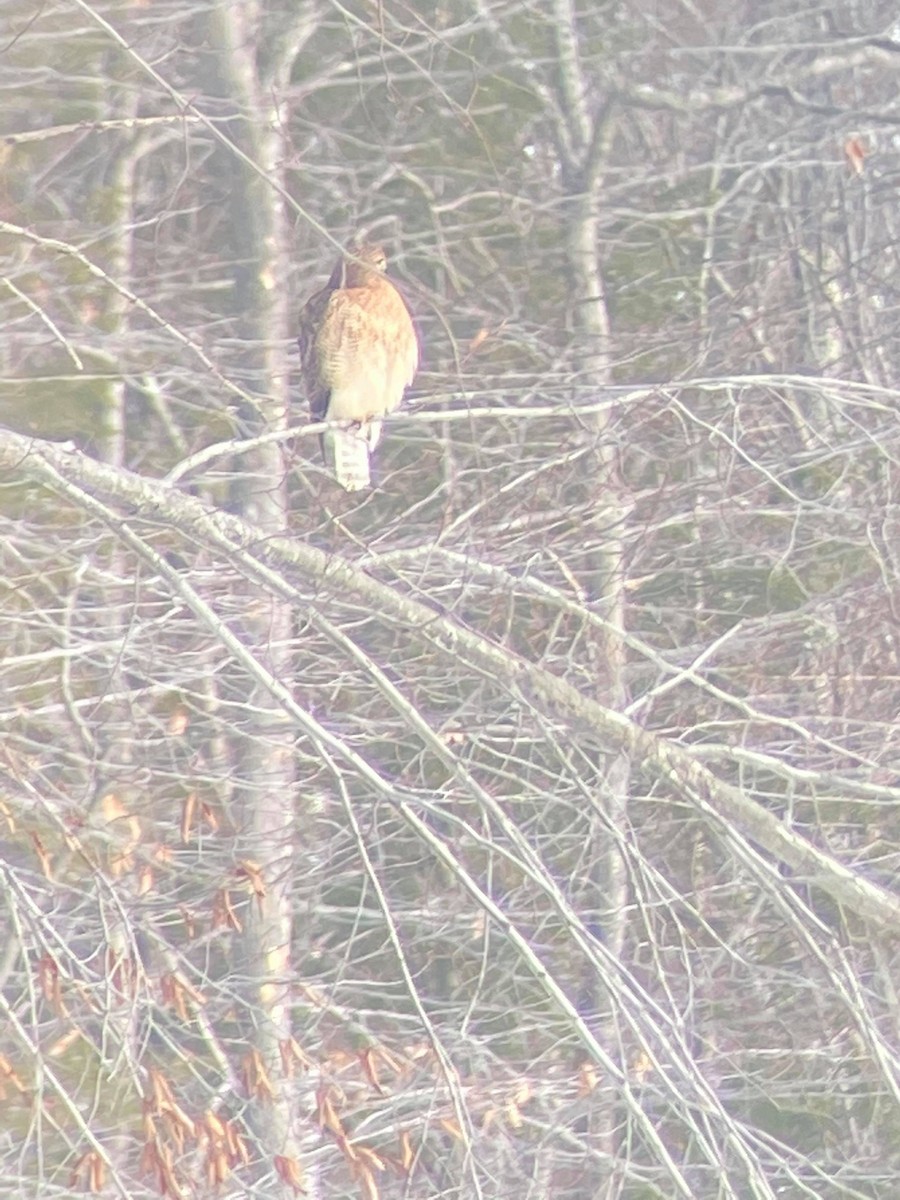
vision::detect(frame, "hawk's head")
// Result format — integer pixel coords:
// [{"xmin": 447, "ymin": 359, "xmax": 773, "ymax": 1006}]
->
[{"xmin": 344, "ymin": 243, "xmax": 388, "ymax": 287}]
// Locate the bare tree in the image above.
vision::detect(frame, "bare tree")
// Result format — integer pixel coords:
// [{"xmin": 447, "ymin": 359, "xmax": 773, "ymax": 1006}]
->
[{"xmin": 1, "ymin": 2, "xmax": 900, "ymax": 1199}]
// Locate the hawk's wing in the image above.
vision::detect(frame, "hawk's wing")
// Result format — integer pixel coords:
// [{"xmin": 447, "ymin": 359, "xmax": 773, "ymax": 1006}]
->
[
  {"xmin": 298, "ymin": 253, "xmax": 418, "ymax": 491},
  {"xmin": 298, "ymin": 259, "xmax": 344, "ymax": 425}
]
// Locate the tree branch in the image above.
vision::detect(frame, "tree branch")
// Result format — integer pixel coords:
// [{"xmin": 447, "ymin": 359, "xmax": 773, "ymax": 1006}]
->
[{"xmin": 2, "ymin": 427, "xmax": 899, "ymax": 935}]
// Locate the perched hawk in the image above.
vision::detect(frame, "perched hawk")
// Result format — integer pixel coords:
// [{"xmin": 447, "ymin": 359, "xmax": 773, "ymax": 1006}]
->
[{"xmin": 298, "ymin": 243, "xmax": 418, "ymax": 491}]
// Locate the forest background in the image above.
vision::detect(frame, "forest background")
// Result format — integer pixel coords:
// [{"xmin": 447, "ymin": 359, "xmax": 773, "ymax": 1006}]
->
[{"xmin": 1, "ymin": 2, "xmax": 900, "ymax": 1198}]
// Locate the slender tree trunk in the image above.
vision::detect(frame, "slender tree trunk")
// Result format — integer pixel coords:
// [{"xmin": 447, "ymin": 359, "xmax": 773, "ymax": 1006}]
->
[
  {"xmin": 551, "ymin": 2, "xmax": 630, "ymax": 1190},
  {"xmin": 205, "ymin": 4, "xmax": 304, "ymax": 1187}
]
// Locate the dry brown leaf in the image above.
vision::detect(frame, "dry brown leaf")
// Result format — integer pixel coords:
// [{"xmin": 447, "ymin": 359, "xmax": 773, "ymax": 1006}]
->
[
  {"xmin": 38, "ymin": 955, "xmax": 66, "ymax": 1016},
  {"xmin": 504, "ymin": 1100, "xmax": 522, "ymax": 1129},
  {"xmin": 210, "ymin": 888, "xmax": 242, "ymax": 932},
  {"xmin": 228, "ymin": 1122, "xmax": 250, "ymax": 1165},
  {"xmin": 210, "ymin": 1150, "xmax": 230, "ymax": 1184},
  {"xmin": 69, "ymin": 1150, "xmax": 106, "ymax": 1193},
  {"xmin": 243, "ymin": 1049, "xmax": 275, "ymax": 1101},
  {"xmin": 180, "ymin": 792, "xmax": 196, "ymax": 844},
  {"xmin": 236, "ymin": 859, "xmax": 266, "ymax": 904},
  {"xmin": 397, "ymin": 1129, "xmax": 414, "ymax": 1173},
  {"xmin": 275, "ymin": 1154, "xmax": 306, "ymax": 1194},
  {"xmin": 139, "ymin": 1139, "xmax": 157, "ymax": 1178},
  {"xmin": 463, "ymin": 319, "xmax": 508, "ymax": 361},
  {"xmin": 353, "ymin": 1144, "xmax": 386, "ymax": 1172},
  {"xmin": 631, "ymin": 1050, "xmax": 653, "ymax": 1082},
  {"xmin": 356, "ymin": 1165, "xmax": 380, "ymax": 1200},
  {"xmin": 467, "ymin": 327, "xmax": 490, "ymax": 355},
  {"xmin": 30, "ymin": 832, "xmax": 53, "ymax": 879},
  {"xmin": 160, "ymin": 1097, "xmax": 195, "ymax": 1139},
  {"xmin": 439, "ymin": 1116, "xmax": 463, "ymax": 1141},
  {"xmin": 147, "ymin": 1068, "xmax": 176, "ymax": 1110},
  {"xmin": 315, "ymin": 1084, "xmax": 345, "ymax": 1137},
  {"xmin": 374, "ymin": 1045, "xmax": 403, "ymax": 1075},
  {"xmin": 0, "ymin": 796, "xmax": 15, "ymax": 832},
  {"xmin": 201, "ymin": 1110, "xmax": 226, "ymax": 1139},
  {"xmin": 167, "ymin": 705, "xmax": 190, "ymax": 736},
  {"xmin": 359, "ymin": 1047, "xmax": 386, "ymax": 1094},
  {"xmin": 160, "ymin": 971, "xmax": 207, "ymax": 1021},
  {"xmin": 844, "ymin": 136, "xmax": 867, "ymax": 175},
  {"xmin": 577, "ymin": 1061, "xmax": 598, "ymax": 1096},
  {"xmin": 0, "ymin": 1053, "xmax": 27, "ymax": 1098},
  {"xmin": 47, "ymin": 1028, "xmax": 82, "ymax": 1059},
  {"xmin": 280, "ymin": 1036, "xmax": 313, "ymax": 1076},
  {"xmin": 89, "ymin": 1150, "xmax": 105, "ymax": 1193},
  {"xmin": 335, "ymin": 1132, "xmax": 357, "ymax": 1162},
  {"xmin": 98, "ymin": 791, "xmax": 141, "ymax": 877}
]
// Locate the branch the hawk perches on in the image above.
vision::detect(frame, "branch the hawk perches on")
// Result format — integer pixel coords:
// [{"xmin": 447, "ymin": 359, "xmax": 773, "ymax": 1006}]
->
[{"xmin": 298, "ymin": 243, "xmax": 418, "ymax": 491}]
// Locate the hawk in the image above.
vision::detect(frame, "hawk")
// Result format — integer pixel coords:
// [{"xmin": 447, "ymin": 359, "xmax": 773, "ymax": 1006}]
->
[{"xmin": 298, "ymin": 243, "xmax": 418, "ymax": 491}]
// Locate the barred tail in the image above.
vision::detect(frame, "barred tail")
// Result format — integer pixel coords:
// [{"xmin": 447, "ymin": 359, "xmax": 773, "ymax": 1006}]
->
[{"xmin": 324, "ymin": 426, "xmax": 371, "ymax": 491}]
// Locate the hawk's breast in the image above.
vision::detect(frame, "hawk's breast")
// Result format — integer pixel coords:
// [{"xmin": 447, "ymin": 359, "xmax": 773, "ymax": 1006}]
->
[{"xmin": 316, "ymin": 281, "xmax": 418, "ymax": 424}]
